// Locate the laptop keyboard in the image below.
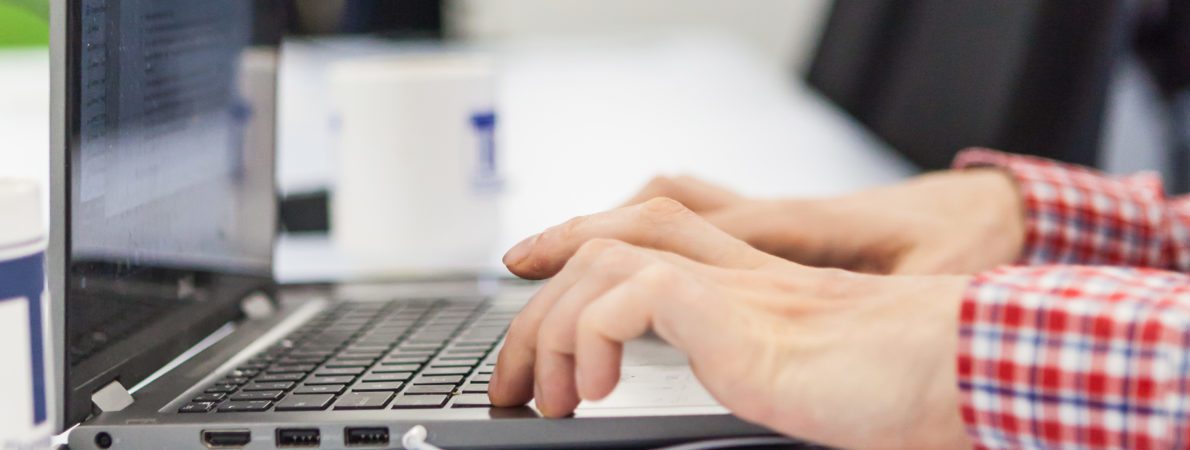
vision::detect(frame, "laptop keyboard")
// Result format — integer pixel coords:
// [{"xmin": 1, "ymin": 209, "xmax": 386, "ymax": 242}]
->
[{"xmin": 178, "ymin": 299, "xmax": 514, "ymax": 414}]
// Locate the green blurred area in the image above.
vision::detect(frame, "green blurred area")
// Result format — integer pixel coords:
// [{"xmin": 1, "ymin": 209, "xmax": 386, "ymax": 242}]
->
[{"xmin": 0, "ymin": 0, "xmax": 49, "ymax": 48}]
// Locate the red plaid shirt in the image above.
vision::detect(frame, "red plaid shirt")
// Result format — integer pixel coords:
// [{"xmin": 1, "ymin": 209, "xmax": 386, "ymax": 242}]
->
[{"xmin": 953, "ymin": 149, "xmax": 1190, "ymax": 449}]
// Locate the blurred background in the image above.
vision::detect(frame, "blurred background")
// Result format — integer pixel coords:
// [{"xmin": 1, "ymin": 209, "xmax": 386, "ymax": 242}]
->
[{"xmin": 1, "ymin": 0, "xmax": 1188, "ymax": 279}]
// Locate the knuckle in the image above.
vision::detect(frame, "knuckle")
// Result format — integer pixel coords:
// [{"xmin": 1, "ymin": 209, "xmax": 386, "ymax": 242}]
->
[
  {"xmin": 574, "ymin": 238, "xmax": 622, "ymax": 264},
  {"xmin": 812, "ymin": 268, "xmax": 862, "ymax": 299},
  {"xmin": 639, "ymin": 197, "xmax": 694, "ymax": 223},
  {"xmin": 635, "ymin": 263, "xmax": 679, "ymax": 287},
  {"xmin": 645, "ymin": 175, "xmax": 675, "ymax": 192},
  {"xmin": 547, "ymin": 215, "xmax": 588, "ymax": 245}
]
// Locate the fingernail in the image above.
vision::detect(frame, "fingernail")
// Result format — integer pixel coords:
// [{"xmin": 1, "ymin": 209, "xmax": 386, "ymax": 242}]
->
[{"xmin": 503, "ymin": 233, "xmax": 540, "ymax": 266}]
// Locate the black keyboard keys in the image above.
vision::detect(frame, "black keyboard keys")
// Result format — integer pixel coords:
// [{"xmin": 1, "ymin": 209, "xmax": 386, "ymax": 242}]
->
[
  {"xmin": 294, "ymin": 384, "xmax": 345, "ymax": 395},
  {"xmin": 391, "ymin": 395, "xmax": 448, "ymax": 409},
  {"xmin": 179, "ymin": 402, "xmax": 216, "ymax": 413},
  {"xmin": 405, "ymin": 384, "xmax": 454, "ymax": 395},
  {"xmin": 243, "ymin": 381, "xmax": 295, "ymax": 391},
  {"xmin": 230, "ymin": 390, "xmax": 285, "ymax": 401},
  {"xmin": 274, "ymin": 394, "xmax": 334, "ymax": 411},
  {"xmin": 218, "ymin": 400, "xmax": 272, "ymax": 412},
  {"xmin": 333, "ymin": 392, "xmax": 393, "ymax": 410},
  {"xmin": 451, "ymin": 394, "xmax": 493, "ymax": 408}
]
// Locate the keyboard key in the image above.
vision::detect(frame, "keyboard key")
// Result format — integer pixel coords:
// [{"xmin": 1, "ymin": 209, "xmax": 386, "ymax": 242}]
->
[
  {"xmin": 306, "ymin": 376, "xmax": 355, "ymax": 385},
  {"xmin": 373, "ymin": 364, "xmax": 420, "ymax": 373},
  {"xmin": 383, "ymin": 355, "xmax": 430, "ymax": 364},
  {"xmin": 442, "ymin": 351, "xmax": 487, "ymax": 359},
  {"xmin": 228, "ymin": 369, "xmax": 259, "ymax": 378},
  {"xmin": 192, "ymin": 393, "xmax": 225, "ymax": 402},
  {"xmin": 255, "ymin": 373, "xmax": 304, "ymax": 383},
  {"xmin": 422, "ymin": 367, "xmax": 469, "ymax": 376},
  {"xmin": 237, "ymin": 361, "xmax": 269, "ymax": 371},
  {"xmin": 274, "ymin": 394, "xmax": 334, "ymax": 411},
  {"xmin": 179, "ymin": 402, "xmax": 216, "ymax": 413},
  {"xmin": 230, "ymin": 390, "xmax": 285, "ymax": 401},
  {"xmin": 217, "ymin": 400, "xmax": 272, "ymax": 412},
  {"xmin": 413, "ymin": 375, "xmax": 463, "ymax": 385},
  {"xmin": 205, "ymin": 384, "xmax": 238, "ymax": 394},
  {"xmin": 353, "ymin": 382, "xmax": 405, "ymax": 392},
  {"xmin": 470, "ymin": 373, "xmax": 492, "ymax": 383},
  {"xmin": 269, "ymin": 364, "xmax": 316, "ymax": 374},
  {"xmin": 294, "ymin": 384, "xmax": 345, "ymax": 395},
  {"xmin": 223, "ymin": 376, "xmax": 250, "ymax": 385},
  {"xmin": 452, "ymin": 341, "xmax": 494, "ymax": 347},
  {"xmin": 334, "ymin": 392, "xmax": 393, "ymax": 410},
  {"xmin": 277, "ymin": 355, "xmax": 326, "ymax": 365},
  {"xmin": 404, "ymin": 384, "xmax": 454, "ymax": 395},
  {"xmin": 315, "ymin": 367, "xmax": 365, "ymax": 377},
  {"xmin": 389, "ymin": 349, "xmax": 435, "ymax": 357},
  {"xmin": 391, "ymin": 395, "xmax": 449, "ymax": 409},
  {"xmin": 395, "ymin": 344, "xmax": 440, "ymax": 351},
  {"xmin": 243, "ymin": 381, "xmax": 295, "ymax": 391},
  {"xmin": 325, "ymin": 359, "xmax": 374, "ymax": 368},
  {"xmin": 431, "ymin": 359, "xmax": 479, "ymax": 368},
  {"xmin": 461, "ymin": 383, "xmax": 489, "ymax": 393},
  {"xmin": 362, "ymin": 372, "xmax": 412, "ymax": 383},
  {"xmin": 451, "ymin": 394, "xmax": 492, "ymax": 408},
  {"xmin": 339, "ymin": 350, "xmax": 385, "ymax": 358}
]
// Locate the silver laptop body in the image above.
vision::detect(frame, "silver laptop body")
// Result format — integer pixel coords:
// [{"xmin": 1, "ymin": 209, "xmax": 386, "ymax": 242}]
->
[{"xmin": 48, "ymin": 1, "xmax": 780, "ymax": 448}]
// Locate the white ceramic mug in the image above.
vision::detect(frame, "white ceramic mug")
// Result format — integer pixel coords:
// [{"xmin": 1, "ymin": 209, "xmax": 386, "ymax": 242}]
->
[
  {"xmin": 0, "ymin": 179, "xmax": 52, "ymax": 449},
  {"xmin": 330, "ymin": 53, "xmax": 503, "ymax": 274}
]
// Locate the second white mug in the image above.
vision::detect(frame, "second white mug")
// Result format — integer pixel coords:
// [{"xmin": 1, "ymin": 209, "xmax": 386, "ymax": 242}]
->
[{"xmin": 330, "ymin": 53, "xmax": 503, "ymax": 274}]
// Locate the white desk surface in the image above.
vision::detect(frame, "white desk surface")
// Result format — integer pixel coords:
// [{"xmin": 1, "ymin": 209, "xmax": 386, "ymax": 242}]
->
[{"xmin": 0, "ymin": 34, "xmax": 916, "ymax": 283}]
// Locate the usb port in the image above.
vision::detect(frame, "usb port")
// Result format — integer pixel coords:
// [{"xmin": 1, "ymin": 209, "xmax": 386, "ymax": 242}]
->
[
  {"xmin": 276, "ymin": 428, "xmax": 320, "ymax": 447},
  {"xmin": 202, "ymin": 430, "xmax": 251, "ymax": 448},
  {"xmin": 344, "ymin": 427, "xmax": 389, "ymax": 447}
]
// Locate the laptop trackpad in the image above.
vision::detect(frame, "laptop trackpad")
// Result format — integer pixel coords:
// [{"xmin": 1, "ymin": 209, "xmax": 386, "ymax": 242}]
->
[{"xmin": 570, "ymin": 338, "xmax": 729, "ymax": 417}]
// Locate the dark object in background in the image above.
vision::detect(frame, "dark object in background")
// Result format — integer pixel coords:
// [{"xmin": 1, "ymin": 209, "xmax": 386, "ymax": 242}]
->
[
  {"xmin": 807, "ymin": 0, "xmax": 1127, "ymax": 171},
  {"xmin": 286, "ymin": 0, "xmax": 443, "ymax": 38},
  {"xmin": 1135, "ymin": 0, "xmax": 1190, "ymax": 193},
  {"xmin": 280, "ymin": 191, "xmax": 331, "ymax": 233}
]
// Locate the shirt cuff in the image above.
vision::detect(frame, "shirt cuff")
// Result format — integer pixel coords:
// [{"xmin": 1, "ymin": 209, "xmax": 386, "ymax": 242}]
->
[
  {"xmin": 957, "ymin": 265, "xmax": 1190, "ymax": 449},
  {"xmin": 952, "ymin": 148, "xmax": 1169, "ymax": 267}
]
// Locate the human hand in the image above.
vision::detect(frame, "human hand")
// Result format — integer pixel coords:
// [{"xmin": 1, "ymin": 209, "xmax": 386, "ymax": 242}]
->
[
  {"xmin": 623, "ymin": 169, "xmax": 1024, "ymax": 275},
  {"xmin": 491, "ymin": 199, "xmax": 973, "ymax": 449}
]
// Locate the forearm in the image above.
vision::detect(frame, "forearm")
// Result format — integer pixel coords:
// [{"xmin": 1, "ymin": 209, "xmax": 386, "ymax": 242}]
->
[{"xmin": 957, "ymin": 265, "xmax": 1190, "ymax": 449}]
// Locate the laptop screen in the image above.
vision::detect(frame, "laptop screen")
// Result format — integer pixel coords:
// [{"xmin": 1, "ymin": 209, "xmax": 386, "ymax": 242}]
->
[{"xmin": 56, "ymin": 0, "xmax": 284, "ymax": 427}]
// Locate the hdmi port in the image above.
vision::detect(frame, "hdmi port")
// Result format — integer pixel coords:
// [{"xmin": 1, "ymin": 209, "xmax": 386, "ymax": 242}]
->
[{"xmin": 202, "ymin": 430, "xmax": 251, "ymax": 448}]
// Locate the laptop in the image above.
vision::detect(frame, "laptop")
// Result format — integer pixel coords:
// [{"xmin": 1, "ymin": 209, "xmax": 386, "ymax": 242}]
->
[{"xmin": 47, "ymin": 1, "xmax": 791, "ymax": 449}]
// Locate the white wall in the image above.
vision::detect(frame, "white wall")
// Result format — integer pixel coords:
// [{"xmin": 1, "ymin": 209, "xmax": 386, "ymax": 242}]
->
[{"xmin": 447, "ymin": 0, "xmax": 833, "ymax": 73}]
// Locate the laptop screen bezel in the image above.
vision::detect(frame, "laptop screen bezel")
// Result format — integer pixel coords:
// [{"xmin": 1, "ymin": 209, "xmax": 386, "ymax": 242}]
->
[{"xmin": 49, "ymin": 0, "xmax": 283, "ymax": 430}]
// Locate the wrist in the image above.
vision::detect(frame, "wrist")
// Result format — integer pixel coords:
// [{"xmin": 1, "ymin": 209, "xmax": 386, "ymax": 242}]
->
[
  {"xmin": 900, "ymin": 275, "xmax": 974, "ymax": 449},
  {"xmin": 960, "ymin": 168, "xmax": 1025, "ymax": 266}
]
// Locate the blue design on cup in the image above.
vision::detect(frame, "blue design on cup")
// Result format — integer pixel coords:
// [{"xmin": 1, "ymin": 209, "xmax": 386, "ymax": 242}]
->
[
  {"xmin": 470, "ymin": 111, "xmax": 503, "ymax": 194},
  {"xmin": 0, "ymin": 251, "xmax": 47, "ymax": 425}
]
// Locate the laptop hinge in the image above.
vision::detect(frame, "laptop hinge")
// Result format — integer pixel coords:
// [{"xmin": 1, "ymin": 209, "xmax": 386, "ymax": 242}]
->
[
  {"xmin": 91, "ymin": 380, "xmax": 135, "ymax": 413},
  {"xmin": 240, "ymin": 291, "xmax": 276, "ymax": 320}
]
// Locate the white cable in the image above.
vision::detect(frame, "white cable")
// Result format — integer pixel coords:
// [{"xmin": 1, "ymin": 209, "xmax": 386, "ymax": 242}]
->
[{"xmin": 401, "ymin": 425, "xmax": 446, "ymax": 450}]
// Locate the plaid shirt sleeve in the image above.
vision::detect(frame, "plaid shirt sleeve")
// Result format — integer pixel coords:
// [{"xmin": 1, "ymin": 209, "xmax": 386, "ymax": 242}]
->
[
  {"xmin": 952, "ymin": 148, "xmax": 1190, "ymax": 270},
  {"xmin": 950, "ymin": 149, "xmax": 1190, "ymax": 449}
]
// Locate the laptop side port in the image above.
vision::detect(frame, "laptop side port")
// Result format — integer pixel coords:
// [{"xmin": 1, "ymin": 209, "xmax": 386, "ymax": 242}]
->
[
  {"xmin": 344, "ymin": 427, "xmax": 389, "ymax": 447},
  {"xmin": 202, "ymin": 430, "xmax": 251, "ymax": 448},
  {"xmin": 276, "ymin": 428, "xmax": 321, "ymax": 447}
]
